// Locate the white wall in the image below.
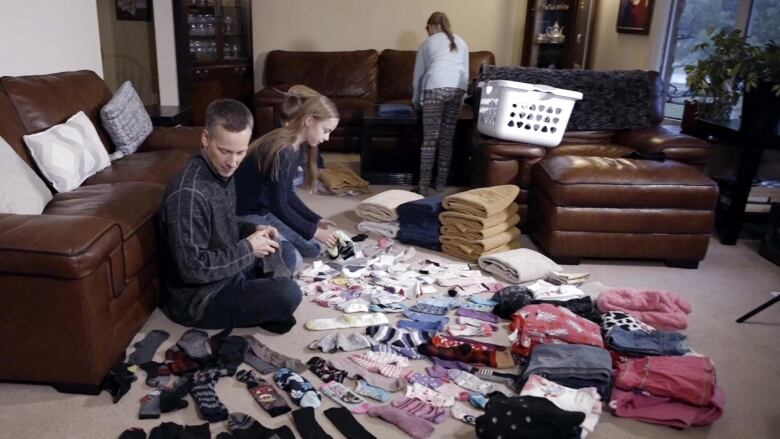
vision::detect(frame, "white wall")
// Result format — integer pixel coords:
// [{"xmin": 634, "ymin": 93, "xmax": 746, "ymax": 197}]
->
[
  {"xmin": 153, "ymin": 0, "xmax": 179, "ymax": 106},
  {"xmin": 589, "ymin": 0, "xmax": 672, "ymax": 71},
  {"xmin": 0, "ymin": 0, "xmax": 103, "ymax": 77},
  {"xmin": 251, "ymin": 0, "xmax": 527, "ymax": 89}
]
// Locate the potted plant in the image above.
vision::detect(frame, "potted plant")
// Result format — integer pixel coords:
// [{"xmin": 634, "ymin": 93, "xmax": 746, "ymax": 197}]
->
[{"xmin": 684, "ymin": 28, "xmax": 779, "ymax": 127}]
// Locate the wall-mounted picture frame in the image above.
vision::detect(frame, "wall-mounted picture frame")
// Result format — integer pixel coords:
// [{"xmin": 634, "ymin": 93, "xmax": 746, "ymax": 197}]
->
[
  {"xmin": 116, "ymin": 0, "xmax": 152, "ymax": 22},
  {"xmin": 617, "ymin": 0, "xmax": 654, "ymax": 34}
]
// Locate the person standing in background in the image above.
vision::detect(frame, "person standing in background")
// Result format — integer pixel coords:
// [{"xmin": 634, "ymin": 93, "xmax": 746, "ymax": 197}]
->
[{"xmin": 412, "ymin": 11, "xmax": 469, "ymax": 195}]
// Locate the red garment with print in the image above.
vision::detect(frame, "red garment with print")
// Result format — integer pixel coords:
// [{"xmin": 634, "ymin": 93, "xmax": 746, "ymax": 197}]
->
[{"xmin": 509, "ymin": 303, "xmax": 604, "ymax": 356}]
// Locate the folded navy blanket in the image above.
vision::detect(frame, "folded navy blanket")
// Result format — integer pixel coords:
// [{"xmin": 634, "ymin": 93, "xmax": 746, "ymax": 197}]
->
[
  {"xmin": 398, "ymin": 228, "xmax": 441, "ymax": 251},
  {"xmin": 378, "ymin": 103, "xmax": 415, "ymax": 117},
  {"xmin": 397, "ymin": 194, "xmax": 445, "ymax": 219}
]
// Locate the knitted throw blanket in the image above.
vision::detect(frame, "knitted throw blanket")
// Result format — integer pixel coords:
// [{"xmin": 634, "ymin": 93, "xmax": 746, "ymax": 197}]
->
[{"xmin": 479, "ymin": 66, "xmax": 653, "ymax": 131}]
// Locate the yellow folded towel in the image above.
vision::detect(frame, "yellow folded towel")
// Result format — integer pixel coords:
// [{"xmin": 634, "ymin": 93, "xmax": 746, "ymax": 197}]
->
[
  {"xmin": 440, "ymin": 213, "xmax": 520, "ymax": 240},
  {"xmin": 439, "ymin": 227, "xmax": 520, "ymax": 256},
  {"xmin": 319, "ymin": 165, "xmax": 371, "ymax": 195},
  {"xmin": 442, "ymin": 185, "xmax": 519, "ymax": 218},
  {"xmin": 356, "ymin": 189, "xmax": 423, "ymax": 222},
  {"xmin": 442, "ymin": 240, "xmax": 521, "ymax": 263},
  {"xmin": 440, "ymin": 203, "xmax": 519, "ymax": 230}
]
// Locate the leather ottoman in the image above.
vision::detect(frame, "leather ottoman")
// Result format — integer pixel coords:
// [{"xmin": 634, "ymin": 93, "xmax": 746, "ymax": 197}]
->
[{"xmin": 529, "ymin": 156, "xmax": 719, "ymax": 268}]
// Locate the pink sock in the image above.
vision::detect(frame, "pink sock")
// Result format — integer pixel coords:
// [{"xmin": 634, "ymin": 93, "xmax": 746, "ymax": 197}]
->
[{"xmin": 367, "ymin": 405, "xmax": 435, "ymax": 439}]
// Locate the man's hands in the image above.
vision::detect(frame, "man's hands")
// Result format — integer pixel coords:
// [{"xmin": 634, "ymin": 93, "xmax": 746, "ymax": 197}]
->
[
  {"xmin": 246, "ymin": 229, "xmax": 279, "ymax": 257},
  {"xmin": 255, "ymin": 224, "xmax": 278, "ymax": 239}
]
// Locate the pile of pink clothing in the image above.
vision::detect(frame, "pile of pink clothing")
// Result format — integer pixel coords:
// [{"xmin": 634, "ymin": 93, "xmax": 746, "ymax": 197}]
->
[
  {"xmin": 597, "ymin": 289, "xmax": 692, "ymax": 330},
  {"xmin": 610, "ymin": 356, "xmax": 725, "ymax": 428},
  {"xmin": 509, "ymin": 303, "xmax": 604, "ymax": 356}
]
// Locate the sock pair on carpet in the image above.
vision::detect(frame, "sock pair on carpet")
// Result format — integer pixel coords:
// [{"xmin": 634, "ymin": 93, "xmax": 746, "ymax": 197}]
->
[{"xmin": 235, "ymin": 369, "xmax": 291, "ymax": 417}]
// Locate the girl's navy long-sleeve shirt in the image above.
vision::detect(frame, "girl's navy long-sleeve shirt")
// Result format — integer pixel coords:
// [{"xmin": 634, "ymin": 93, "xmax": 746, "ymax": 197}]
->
[{"xmin": 235, "ymin": 146, "xmax": 321, "ymax": 240}]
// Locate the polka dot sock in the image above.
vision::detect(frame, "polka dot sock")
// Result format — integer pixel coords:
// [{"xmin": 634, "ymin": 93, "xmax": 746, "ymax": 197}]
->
[{"xmin": 321, "ymin": 381, "xmax": 371, "ymax": 414}]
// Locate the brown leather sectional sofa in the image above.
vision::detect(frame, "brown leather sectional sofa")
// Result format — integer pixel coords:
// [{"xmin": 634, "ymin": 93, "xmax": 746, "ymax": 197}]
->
[
  {"xmin": 0, "ymin": 70, "xmax": 201, "ymax": 393},
  {"xmin": 472, "ymin": 71, "xmax": 712, "ymax": 226},
  {"xmin": 253, "ymin": 49, "xmax": 496, "ymax": 151}
]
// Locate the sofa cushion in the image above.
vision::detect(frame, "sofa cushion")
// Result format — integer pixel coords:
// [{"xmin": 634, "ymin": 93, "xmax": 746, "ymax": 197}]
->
[
  {"xmin": 533, "ymin": 156, "xmax": 719, "ymax": 209},
  {"xmin": 44, "ymin": 181, "xmax": 164, "ymax": 278},
  {"xmin": 23, "ymin": 111, "xmax": 111, "ymax": 192},
  {"xmin": 378, "ymin": 50, "xmax": 496, "ymax": 101},
  {"xmin": 84, "ymin": 149, "xmax": 195, "ymax": 186},
  {"xmin": 0, "ymin": 135, "xmax": 52, "ymax": 214},
  {"xmin": 547, "ymin": 144, "xmax": 635, "ymax": 158},
  {"xmin": 1, "ymin": 70, "xmax": 115, "ymax": 150},
  {"xmin": 264, "ymin": 50, "xmax": 379, "ymax": 99},
  {"xmin": 100, "ymin": 81, "xmax": 153, "ymax": 156}
]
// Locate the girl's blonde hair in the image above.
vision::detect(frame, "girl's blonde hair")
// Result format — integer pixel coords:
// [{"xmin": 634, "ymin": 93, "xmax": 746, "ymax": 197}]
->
[
  {"xmin": 251, "ymin": 88, "xmax": 339, "ymax": 192},
  {"xmin": 427, "ymin": 12, "xmax": 456, "ymax": 52}
]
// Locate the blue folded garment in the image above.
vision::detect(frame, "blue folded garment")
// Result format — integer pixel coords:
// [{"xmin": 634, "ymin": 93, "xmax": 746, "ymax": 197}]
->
[
  {"xmin": 397, "ymin": 194, "xmax": 446, "ymax": 218},
  {"xmin": 607, "ymin": 327, "xmax": 691, "ymax": 356},
  {"xmin": 377, "ymin": 103, "xmax": 415, "ymax": 117}
]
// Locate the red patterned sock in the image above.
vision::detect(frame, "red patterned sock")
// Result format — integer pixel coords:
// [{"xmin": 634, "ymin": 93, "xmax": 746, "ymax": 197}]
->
[{"xmin": 164, "ymin": 346, "xmax": 198, "ymax": 376}]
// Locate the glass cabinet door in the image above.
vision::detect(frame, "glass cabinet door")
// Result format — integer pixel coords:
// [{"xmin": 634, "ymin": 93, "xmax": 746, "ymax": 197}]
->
[{"xmin": 522, "ymin": 0, "xmax": 596, "ymax": 69}]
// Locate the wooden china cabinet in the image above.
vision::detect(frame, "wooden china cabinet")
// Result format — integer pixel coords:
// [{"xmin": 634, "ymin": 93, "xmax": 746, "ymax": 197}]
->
[
  {"xmin": 521, "ymin": 0, "xmax": 597, "ymax": 69},
  {"xmin": 173, "ymin": 0, "xmax": 253, "ymax": 126}
]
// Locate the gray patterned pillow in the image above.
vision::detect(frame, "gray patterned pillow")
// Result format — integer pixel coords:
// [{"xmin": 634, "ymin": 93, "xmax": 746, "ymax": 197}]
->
[{"xmin": 100, "ymin": 81, "xmax": 152, "ymax": 155}]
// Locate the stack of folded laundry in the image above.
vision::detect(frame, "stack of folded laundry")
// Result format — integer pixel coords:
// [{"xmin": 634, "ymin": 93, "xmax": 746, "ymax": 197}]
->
[
  {"xmin": 355, "ymin": 189, "xmax": 423, "ymax": 238},
  {"xmin": 477, "ymin": 248, "xmax": 561, "ymax": 284},
  {"xmin": 396, "ymin": 193, "xmax": 446, "ymax": 251},
  {"xmin": 318, "ymin": 164, "xmax": 372, "ymax": 196},
  {"xmin": 438, "ymin": 185, "xmax": 521, "ymax": 262}
]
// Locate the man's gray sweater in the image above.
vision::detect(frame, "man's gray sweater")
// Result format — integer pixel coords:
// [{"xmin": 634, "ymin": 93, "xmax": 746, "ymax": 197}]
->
[{"xmin": 158, "ymin": 154, "xmax": 256, "ymax": 325}]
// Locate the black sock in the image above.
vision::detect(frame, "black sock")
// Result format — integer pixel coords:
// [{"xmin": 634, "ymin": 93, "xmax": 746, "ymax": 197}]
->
[
  {"xmin": 210, "ymin": 329, "xmax": 248, "ymax": 375},
  {"xmin": 324, "ymin": 407, "xmax": 377, "ymax": 439},
  {"xmin": 101, "ymin": 361, "xmax": 137, "ymax": 403},
  {"xmin": 159, "ymin": 375, "xmax": 192, "ymax": 413},
  {"xmin": 119, "ymin": 427, "xmax": 146, "ymax": 439},
  {"xmin": 140, "ymin": 361, "xmax": 172, "ymax": 387},
  {"xmin": 260, "ymin": 316, "xmax": 297, "ymax": 334},
  {"xmin": 292, "ymin": 407, "xmax": 332, "ymax": 439},
  {"xmin": 149, "ymin": 422, "xmax": 209, "ymax": 439},
  {"xmin": 228, "ymin": 412, "xmax": 295, "ymax": 439}
]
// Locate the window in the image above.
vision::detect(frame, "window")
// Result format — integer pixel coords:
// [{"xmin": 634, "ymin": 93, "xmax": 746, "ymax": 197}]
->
[{"xmin": 662, "ymin": 0, "xmax": 779, "ymax": 119}]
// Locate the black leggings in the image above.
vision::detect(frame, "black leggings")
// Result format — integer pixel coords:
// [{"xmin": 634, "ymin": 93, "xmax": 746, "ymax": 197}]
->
[{"xmin": 193, "ymin": 276, "xmax": 302, "ymax": 329}]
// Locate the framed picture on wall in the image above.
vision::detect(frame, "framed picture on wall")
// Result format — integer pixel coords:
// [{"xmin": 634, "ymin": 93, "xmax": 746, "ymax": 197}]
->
[
  {"xmin": 616, "ymin": 0, "xmax": 654, "ymax": 34},
  {"xmin": 116, "ymin": 0, "xmax": 152, "ymax": 21}
]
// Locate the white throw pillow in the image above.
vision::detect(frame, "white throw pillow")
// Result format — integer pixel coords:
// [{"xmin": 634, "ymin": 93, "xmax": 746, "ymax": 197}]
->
[
  {"xmin": 23, "ymin": 111, "xmax": 111, "ymax": 192},
  {"xmin": 0, "ymin": 135, "xmax": 53, "ymax": 214}
]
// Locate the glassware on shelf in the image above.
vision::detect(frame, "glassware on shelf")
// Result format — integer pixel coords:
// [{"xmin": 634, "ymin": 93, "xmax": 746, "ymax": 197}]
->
[{"xmin": 223, "ymin": 15, "xmax": 232, "ymax": 34}]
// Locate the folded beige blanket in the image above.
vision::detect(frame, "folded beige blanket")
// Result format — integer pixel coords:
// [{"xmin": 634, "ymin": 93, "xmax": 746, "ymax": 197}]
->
[
  {"xmin": 442, "ymin": 240, "xmax": 521, "ymax": 263},
  {"xmin": 442, "ymin": 185, "xmax": 519, "ymax": 218},
  {"xmin": 440, "ymin": 213, "xmax": 520, "ymax": 240},
  {"xmin": 356, "ymin": 189, "xmax": 423, "ymax": 222},
  {"xmin": 319, "ymin": 165, "xmax": 371, "ymax": 195},
  {"xmin": 439, "ymin": 227, "xmax": 520, "ymax": 256},
  {"xmin": 478, "ymin": 248, "xmax": 562, "ymax": 284},
  {"xmin": 440, "ymin": 203, "xmax": 519, "ymax": 231}
]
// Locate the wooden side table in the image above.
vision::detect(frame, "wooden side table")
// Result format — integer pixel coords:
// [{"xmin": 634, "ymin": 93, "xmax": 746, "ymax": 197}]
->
[{"xmin": 145, "ymin": 105, "xmax": 192, "ymax": 127}]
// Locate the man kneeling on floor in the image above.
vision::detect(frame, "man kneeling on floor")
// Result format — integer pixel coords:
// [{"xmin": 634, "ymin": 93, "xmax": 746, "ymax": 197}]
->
[{"xmin": 158, "ymin": 98, "xmax": 302, "ymax": 332}]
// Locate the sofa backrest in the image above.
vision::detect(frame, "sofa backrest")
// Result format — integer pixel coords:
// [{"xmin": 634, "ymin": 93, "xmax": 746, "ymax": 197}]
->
[
  {"xmin": 0, "ymin": 85, "xmax": 37, "ymax": 171},
  {"xmin": 264, "ymin": 50, "xmax": 379, "ymax": 100},
  {"xmin": 378, "ymin": 50, "xmax": 496, "ymax": 101},
  {"xmin": 1, "ymin": 70, "xmax": 115, "ymax": 152}
]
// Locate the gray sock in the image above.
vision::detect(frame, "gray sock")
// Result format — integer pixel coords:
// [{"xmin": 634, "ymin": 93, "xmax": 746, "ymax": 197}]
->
[
  {"xmin": 244, "ymin": 350, "xmax": 277, "ymax": 375},
  {"xmin": 309, "ymin": 334, "xmax": 338, "ymax": 353},
  {"xmin": 337, "ymin": 333, "xmax": 376, "ymax": 352},
  {"xmin": 128, "ymin": 330, "xmax": 169, "ymax": 365},
  {"xmin": 139, "ymin": 388, "xmax": 161, "ymax": 419},
  {"xmin": 177, "ymin": 329, "xmax": 210, "ymax": 359},
  {"xmin": 246, "ymin": 335, "xmax": 307, "ymax": 373}
]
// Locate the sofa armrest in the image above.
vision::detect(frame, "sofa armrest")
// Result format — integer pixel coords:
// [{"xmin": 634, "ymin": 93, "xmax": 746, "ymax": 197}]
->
[
  {"xmin": 613, "ymin": 126, "xmax": 711, "ymax": 166},
  {"xmin": 472, "ymin": 133, "xmax": 547, "ymax": 188},
  {"xmin": 138, "ymin": 126, "xmax": 203, "ymax": 154},
  {"xmin": 0, "ymin": 213, "xmax": 124, "ymax": 279}
]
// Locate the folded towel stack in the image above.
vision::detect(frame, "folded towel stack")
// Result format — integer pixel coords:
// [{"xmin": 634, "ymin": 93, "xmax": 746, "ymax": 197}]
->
[
  {"xmin": 318, "ymin": 165, "xmax": 372, "ymax": 196},
  {"xmin": 356, "ymin": 189, "xmax": 423, "ymax": 238},
  {"xmin": 438, "ymin": 185, "xmax": 522, "ymax": 262},
  {"xmin": 396, "ymin": 194, "xmax": 446, "ymax": 251}
]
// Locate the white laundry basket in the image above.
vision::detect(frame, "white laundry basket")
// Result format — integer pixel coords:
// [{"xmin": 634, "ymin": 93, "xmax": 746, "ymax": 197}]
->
[{"xmin": 477, "ymin": 80, "xmax": 583, "ymax": 147}]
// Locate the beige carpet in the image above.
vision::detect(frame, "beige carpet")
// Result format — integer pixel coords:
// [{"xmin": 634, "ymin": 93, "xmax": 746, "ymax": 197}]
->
[{"xmin": 1, "ymin": 185, "xmax": 779, "ymax": 439}]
